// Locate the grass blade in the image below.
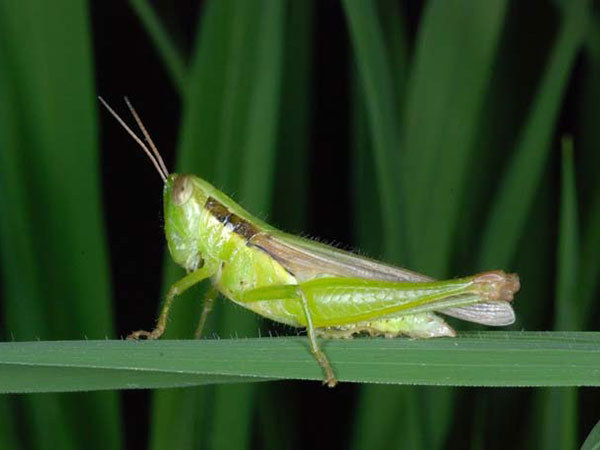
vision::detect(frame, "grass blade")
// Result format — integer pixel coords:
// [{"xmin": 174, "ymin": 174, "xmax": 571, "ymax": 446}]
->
[
  {"xmin": 479, "ymin": 1, "xmax": 589, "ymax": 269},
  {"xmin": 258, "ymin": 2, "xmax": 313, "ymax": 448},
  {"xmin": 352, "ymin": 71, "xmax": 383, "ymax": 256},
  {"xmin": 346, "ymin": 3, "xmax": 420, "ymax": 449},
  {"xmin": 342, "ymin": 0, "xmax": 404, "ymax": 261},
  {"xmin": 401, "ymin": 0, "xmax": 508, "ymax": 276},
  {"xmin": 149, "ymin": 1, "xmax": 285, "ymax": 449},
  {"xmin": 210, "ymin": 2, "xmax": 284, "ymax": 450},
  {"xmin": 272, "ymin": 0, "xmax": 313, "ymax": 231},
  {"xmin": 578, "ymin": 16, "xmax": 600, "ymax": 315},
  {"xmin": 399, "ymin": 2, "xmax": 507, "ymax": 447},
  {"xmin": 0, "ymin": 333, "xmax": 600, "ymax": 391},
  {"xmin": 150, "ymin": 1, "xmax": 241, "ymax": 449},
  {"xmin": 0, "ymin": 2, "xmax": 121, "ymax": 449},
  {"xmin": 353, "ymin": 387, "xmax": 422, "ymax": 450},
  {"xmin": 554, "ymin": 138, "xmax": 579, "ymax": 331},
  {"xmin": 237, "ymin": 0, "xmax": 284, "ymax": 212},
  {"xmin": 582, "ymin": 419, "xmax": 600, "ymax": 450},
  {"xmin": 0, "ymin": 34, "xmax": 67, "ymax": 449},
  {"xmin": 129, "ymin": 0, "xmax": 187, "ymax": 95},
  {"xmin": 580, "ymin": 191, "xmax": 600, "ymax": 314},
  {"xmin": 535, "ymin": 138, "xmax": 579, "ymax": 450}
]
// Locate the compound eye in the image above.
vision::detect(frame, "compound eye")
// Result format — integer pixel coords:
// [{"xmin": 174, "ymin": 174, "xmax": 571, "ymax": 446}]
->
[{"xmin": 172, "ymin": 175, "xmax": 193, "ymax": 205}]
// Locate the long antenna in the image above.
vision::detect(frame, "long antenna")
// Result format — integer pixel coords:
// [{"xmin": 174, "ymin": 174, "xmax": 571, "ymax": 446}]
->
[
  {"xmin": 124, "ymin": 97, "xmax": 169, "ymax": 177},
  {"xmin": 98, "ymin": 96, "xmax": 168, "ymax": 182}
]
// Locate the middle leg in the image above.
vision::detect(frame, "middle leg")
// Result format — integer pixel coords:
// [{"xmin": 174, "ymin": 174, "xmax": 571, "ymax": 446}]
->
[{"xmin": 194, "ymin": 285, "xmax": 219, "ymax": 339}]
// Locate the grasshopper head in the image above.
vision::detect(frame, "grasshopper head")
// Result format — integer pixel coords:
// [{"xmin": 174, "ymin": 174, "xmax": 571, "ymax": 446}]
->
[
  {"xmin": 163, "ymin": 174, "xmax": 209, "ymax": 271},
  {"xmin": 98, "ymin": 99, "xmax": 211, "ymax": 272}
]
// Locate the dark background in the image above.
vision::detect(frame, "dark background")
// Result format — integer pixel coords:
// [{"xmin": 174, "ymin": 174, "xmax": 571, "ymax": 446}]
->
[{"xmin": 1, "ymin": 1, "xmax": 598, "ymax": 449}]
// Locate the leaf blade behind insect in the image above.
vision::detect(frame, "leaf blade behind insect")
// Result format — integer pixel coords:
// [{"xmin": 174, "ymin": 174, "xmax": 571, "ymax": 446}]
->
[
  {"xmin": 209, "ymin": 2, "xmax": 285, "ymax": 450},
  {"xmin": 478, "ymin": 1, "xmax": 589, "ymax": 269},
  {"xmin": 150, "ymin": 1, "xmax": 237, "ymax": 449},
  {"xmin": 343, "ymin": 3, "xmax": 422, "ymax": 449},
  {"xmin": 129, "ymin": 0, "xmax": 187, "ymax": 95},
  {"xmin": 582, "ymin": 419, "xmax": 600, "ymax": 450},
  {"xmin": 531, "ymin": 139, "xmax": 579, "ymax": 450},
  {"xmin": 150, "ymin": 1, "xmax": 286, "ymax": 450},
  {"xmin": 0, "ymin": 2, "xmax": 121, "ymax": 449},
  {"xmin": 342, "ymin": 0, "xmax": 405, "ymax": 262}
]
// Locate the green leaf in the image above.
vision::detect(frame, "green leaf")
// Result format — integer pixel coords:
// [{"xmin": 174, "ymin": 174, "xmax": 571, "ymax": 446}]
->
[
  {"xmin": 479, "ymin": 1, "xmax": 589, "ymax": 269},
  {"xmin": 149, "ymin": 2, "xmax": 234, "ymax": 449},
  {"xmin": 352, "ymin": 70, "xmax": 383, "ymax": 257},
  {"xmin": 0, "ymin": 2, "xmax": 120, "ymax": 449},
  {"xmin": 129, "ymin": 0, "xmax": 187, "ymax": 95},
  {"xmin": 0, "ymin": 22, "xmax": 50, "ymax": 450},
  {"xmin": 578, "ymin": 16, "xmax": 600, "ymax": 317},
  {"xmin": 582, "ymin": 419, "xmax": 600, "ymax": 450},
  {"xmin": 353, "ymin": 387, "xmax": 423, "ymax": 450},
  {"xmin": 554, "ymin": 138, "xmax": 579, "ymax": 331},
  {"xmin": 150, "ymin": 2, "xmax": 240, "ymax": 449},
  {"xmin": 398, "ymin": 2, "xmax": 508, "ymax": 447},
  {"xmin": 401, "ymin": 0, "xmax": 508, "ymax": 276},
  {"xmin": 210, "ymin": 2, "xmax": 285, "ymax": 447},
  {"xmin": 272, "ymin": 0, "xmax": 313, "ymax": 231},
  {"xmin": 346, "ymin": 3, "xmax": 419, "ymax": 448},
  {"xmin": 580, "ymin": 191, "xmax": 600, "ymax": 315},
  {"xmin": 1, "ymin": 333, "xmax": 600, "ymax": 392},
  {"xmin": 342, "ymin": 0, "xmax": 404, "ymax": 261},
  {"xmin": 536, "ymin": 138, "xmax": 579, "ymax": 450},
  {"xmin": 150, "ymin": 2, "xmax": 285, "ymax": 449}
]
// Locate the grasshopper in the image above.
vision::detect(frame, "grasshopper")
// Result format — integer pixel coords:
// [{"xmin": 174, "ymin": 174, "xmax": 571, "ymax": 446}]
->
[{"xmin": 100, "ymin": 98, "xmax": 519, "ymax": 387}]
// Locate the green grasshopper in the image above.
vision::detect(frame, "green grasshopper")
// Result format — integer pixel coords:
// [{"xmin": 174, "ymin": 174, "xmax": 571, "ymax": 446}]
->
[{"xmin": 100, "ymin": 98, "xmax": 520, "ymax": 387}]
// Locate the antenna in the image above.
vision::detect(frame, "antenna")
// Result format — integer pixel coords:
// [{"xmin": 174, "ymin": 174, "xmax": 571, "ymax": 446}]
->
[
  {"xmin": 98, "ymin": 96, "xmax": 168, "ymax": 182},
  {"xmin": 124, "ymin": 97, "xmax": 169, "ymax": 177}
]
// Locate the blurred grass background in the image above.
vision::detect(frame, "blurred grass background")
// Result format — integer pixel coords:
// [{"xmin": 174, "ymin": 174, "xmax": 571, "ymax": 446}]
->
[{"xmin": 0, "ymin": 0, "xmax": 599, "ymax": 449}]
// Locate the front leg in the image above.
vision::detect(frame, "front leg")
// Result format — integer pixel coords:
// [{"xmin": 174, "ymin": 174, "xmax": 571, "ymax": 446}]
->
[{"xmin": 128, "ymin": 261, "xmax": 219, "ymax": 340}]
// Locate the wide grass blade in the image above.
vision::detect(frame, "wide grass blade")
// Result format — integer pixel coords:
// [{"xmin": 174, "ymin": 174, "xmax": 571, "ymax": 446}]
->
[
  {"xmin": 401, "ymin": 0, "xmax": 508, "ymax": 277},
  {"xmin": 0, "ymin": 2, "xmax": 120, "ymax": 449},
  {"xmin": 150, "ymin": 1, "xmax": 244, "ymax": 449},
  {"xmin": 149, "ymin": 1, "xmax": 285, "ymax": 449},
  {"xmin": 400, "ymin": 2, "xmax": 508, "ymax": 447},
  {"xmin": 210, "ymin": 2, "xmax": 284, "ymax": 450},
  {"xmin": 0, "ymin": 333, "xmax": 600, "ymax": 392},
  {"xmin": 344, "ymin": 3, "xmax": 421, "ymax": 449},
  {"xmin": 259, "ymin": 2, "xmax": 313, "ymax": 448},
  {"xmin": 479, "ymin": 1, "xmax": 589, "ymax": 269},
  {"xmin": 0, "ymin": 32, "xmax": 68, "ymax": 449}
]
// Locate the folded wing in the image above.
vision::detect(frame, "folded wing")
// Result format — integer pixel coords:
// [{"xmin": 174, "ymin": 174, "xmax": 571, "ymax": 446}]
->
[{"xmin": 249, "ymin": 231, "xmax": 516, "ymax": 326}]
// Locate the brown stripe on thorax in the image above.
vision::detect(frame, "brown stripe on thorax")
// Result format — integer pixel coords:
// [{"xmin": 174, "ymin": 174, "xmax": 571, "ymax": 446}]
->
[{"xmin": 205, "ymin": 196, "xmax": 259, "ymax": 240}]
